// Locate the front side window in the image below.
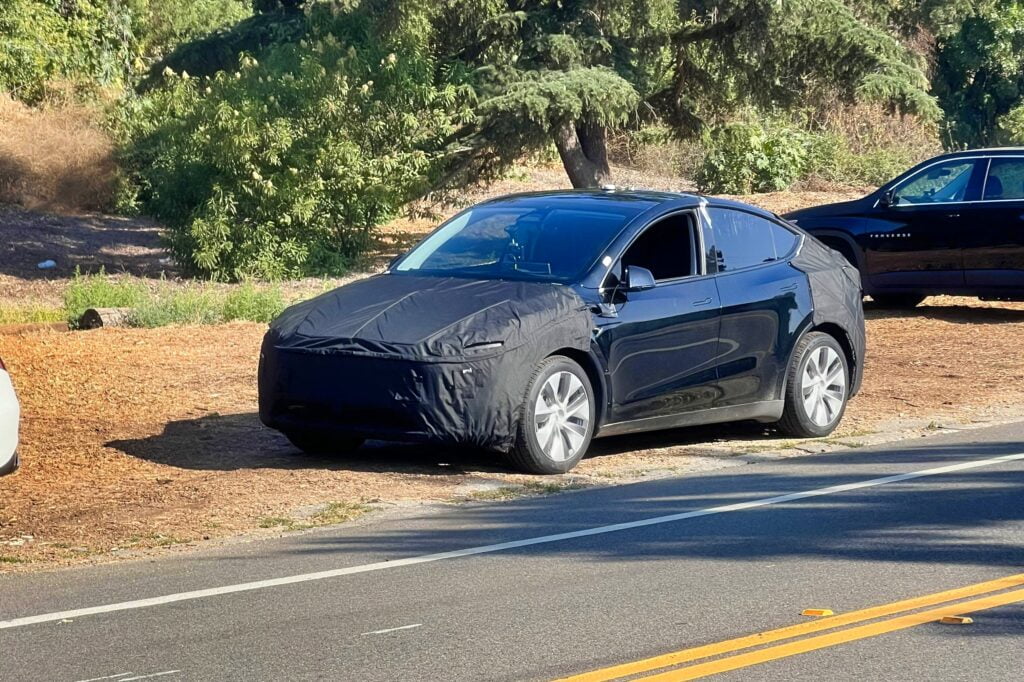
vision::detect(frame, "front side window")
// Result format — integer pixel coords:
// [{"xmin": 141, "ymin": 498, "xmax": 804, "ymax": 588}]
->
[
  {"xmin": 984, "ymin": 158, "xmax": 1024, "ymax": 200},
  {"xmin": 618, "ymin": 214, "xmax": 697, "ymax": 282},
  {"xmin": 709, "ymin": 208, "xmax": 794, "ymax": 272},
  {"xmin": 893, "ymin": 160, "xmax": 976, "ymax": 205},
  {"xmin": 394, "ymin": 203, "xmax": 640, "ymax": 282}
]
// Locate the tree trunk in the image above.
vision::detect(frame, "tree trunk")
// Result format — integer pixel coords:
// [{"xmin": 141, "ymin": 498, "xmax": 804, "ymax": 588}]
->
[
  {"xmin": 577, "ymin": 122, "xmax": 611, "ymax": 178},
  {"xmin": 78, "ymin": 308, "xmax": 131, "ymax": 330},
  {"xmin": 553, "ymin": 122, "xmax": 611, "ymax": 188}
]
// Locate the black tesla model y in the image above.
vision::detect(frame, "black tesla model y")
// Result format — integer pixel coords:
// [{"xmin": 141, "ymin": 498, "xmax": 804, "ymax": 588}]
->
[
  {"xmin": 260, "ymin": 190, "xmax": 865, "ymax": 474},
  {"xmin": 787, "ymin": 148, "xmax": 1024, "ymax": 308}
]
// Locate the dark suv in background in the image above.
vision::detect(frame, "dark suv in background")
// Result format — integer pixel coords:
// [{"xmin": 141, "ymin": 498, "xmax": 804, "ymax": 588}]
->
[{"xmin": 786, "ymin": 148, "xmax": 1024, "ymax": 307}]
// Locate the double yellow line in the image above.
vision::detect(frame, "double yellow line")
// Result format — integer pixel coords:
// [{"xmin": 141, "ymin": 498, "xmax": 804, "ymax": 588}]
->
[{"xmin": 558, "ymin": 573, "xmax": 1024, "ymax": 681}]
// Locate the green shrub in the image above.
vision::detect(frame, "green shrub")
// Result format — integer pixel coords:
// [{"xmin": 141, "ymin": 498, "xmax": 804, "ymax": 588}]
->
[
  {"xmin": 696, "ymin": 121, "xmax": 809, "ymax": 194},
  {"xmin": 117, "ymin": 5, "xmax": 469, "ymax": 281},
  {"xmin": 221, "ymin": 282, "xmax": 286, "ymax": 322},
  {"xmin": 694, "ymin": 105, "xmax": 939, "ymax": 193},
  {"xmin": 0, "ymin": 0, "xmax": 138, "ymax": 103},
  {"xmin": 64, "ymin": 268, "xmax": 147, "ymax": 325},
  {"xmin": 128, "ymin": 285, "xmax": 223, "ymax": 327}
]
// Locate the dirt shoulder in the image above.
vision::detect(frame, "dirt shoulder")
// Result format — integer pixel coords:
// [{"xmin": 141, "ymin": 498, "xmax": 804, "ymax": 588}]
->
[{"xmin": 2, "ymin": 296, "xmax": 1023, "ymax": 569}]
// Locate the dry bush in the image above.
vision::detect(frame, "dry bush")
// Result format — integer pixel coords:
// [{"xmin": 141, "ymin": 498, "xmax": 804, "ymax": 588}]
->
[
  {"xmin": 0, "ymin": 91, "xmax": 117, "ymax": 213},
  {"xmin": 817, "ymin": 101, "xmax": 941, "ymax": 159},
  {"xmin": 608, "ymin": 127, "xmax": 704, "ymax": 179}
]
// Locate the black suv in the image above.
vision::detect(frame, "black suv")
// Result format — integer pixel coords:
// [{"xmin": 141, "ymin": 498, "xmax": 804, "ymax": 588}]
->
[{"xmin": 786, "ymin": 148, "xmax": 1024, "ymax": 307}]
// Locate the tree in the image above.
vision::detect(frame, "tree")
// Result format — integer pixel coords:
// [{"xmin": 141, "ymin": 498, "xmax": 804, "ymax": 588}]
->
[
  {"xmin": 423, "ymin": 0, "xmax": 939, "ymax": 188},
  {"xmin": 931, "ymin": 1, "xmax": 1024, "ymax": 146},
  {"xmin": 135, "ymin": 1, "xmax": 941, "ymax": 188}
]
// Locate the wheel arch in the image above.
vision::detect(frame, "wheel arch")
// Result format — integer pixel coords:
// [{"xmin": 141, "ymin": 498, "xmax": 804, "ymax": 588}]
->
[{"xmin": 809, "ymin": 230, "xmax": 863, "ymax": 271}]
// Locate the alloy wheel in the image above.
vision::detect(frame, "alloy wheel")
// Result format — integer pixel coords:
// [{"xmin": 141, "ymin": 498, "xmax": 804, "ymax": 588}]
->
[
  {"xmin": 800, "ymin": 346, "xmax": 847, "ymax": 427},
  {"xmin": 533, "ymin": 370, "xmax": 591, "ymax": 462}
]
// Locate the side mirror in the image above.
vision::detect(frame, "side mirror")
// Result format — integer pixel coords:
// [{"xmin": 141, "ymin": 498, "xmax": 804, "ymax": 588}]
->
[
  {"xmin": 623, "ymin": 264, "xmax": 656, "ymax": 292},
  {"xmin": 879, "ymin": 189, "xmax": 897, "ymax": 208}
]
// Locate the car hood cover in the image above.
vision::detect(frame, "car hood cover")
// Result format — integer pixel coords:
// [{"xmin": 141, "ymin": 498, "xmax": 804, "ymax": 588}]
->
[{"xmin": 268, "ymin": 274, "xmax": 591, "ymax": 361}]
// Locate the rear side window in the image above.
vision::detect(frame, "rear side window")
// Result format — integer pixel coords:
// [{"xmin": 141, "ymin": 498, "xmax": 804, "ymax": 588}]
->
[
  {"xmin": 708, "ymin": 208, "xmax": 797, "ymax": 272},
  {"xmin": 984, "ymin": 158, "xmax": 1024, "ymax": 200}
]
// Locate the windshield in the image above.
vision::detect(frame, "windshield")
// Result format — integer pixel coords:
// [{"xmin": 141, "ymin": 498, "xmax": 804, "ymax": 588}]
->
[{"xmin": 393, "ymin": 202, "xmax": 639, "ymax": 282}]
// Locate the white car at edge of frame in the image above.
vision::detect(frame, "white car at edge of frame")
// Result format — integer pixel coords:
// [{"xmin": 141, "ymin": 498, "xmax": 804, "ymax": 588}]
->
[{"xmin": 0, "ymin": 355, "xmax": 20, "ymax": 476}]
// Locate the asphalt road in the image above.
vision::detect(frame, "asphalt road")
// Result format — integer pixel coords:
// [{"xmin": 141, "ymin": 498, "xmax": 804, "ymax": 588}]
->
[{"xmin": 1, "ymin": 422, "xmax": 1022, "ymax": 681}]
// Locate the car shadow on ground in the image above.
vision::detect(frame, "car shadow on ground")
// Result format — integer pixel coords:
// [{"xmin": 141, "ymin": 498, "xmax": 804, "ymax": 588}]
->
[
  {"xmin": 864, "ymin": 301, "xmax": 1024, "ymax": 324},
  {"xmin": 106, "ymin": 412, "xmax": 779, "ymax": 474}
]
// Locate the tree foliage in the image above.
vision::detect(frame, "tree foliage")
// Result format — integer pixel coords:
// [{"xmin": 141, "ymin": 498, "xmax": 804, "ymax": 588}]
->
[
  {"xmin": 932, "ymin": 0, "xmax": 1024, "ymax": 146},
  {"xmin": 412, "ymin": 0, "xmax": 941, "ymax": 188},
  {"xmin": 0, "ymin": 0, "xmax": 250, "ymax": 102},
  {"xmin": 118, "ymin": 4, "xmax": 472, "ymax": 280}
]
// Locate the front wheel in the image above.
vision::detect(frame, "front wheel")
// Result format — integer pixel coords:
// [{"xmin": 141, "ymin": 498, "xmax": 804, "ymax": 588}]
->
[
  {"xmin": 285, "ymin": 430, "xmax": 365, "ymax": 455},
  {"xmin": 777, "ymin": 332, "xmax": 849, "ymax": 438},
  {"xmin": 509, "ymin": 356, "xmax": 596, "ymax": 474}
]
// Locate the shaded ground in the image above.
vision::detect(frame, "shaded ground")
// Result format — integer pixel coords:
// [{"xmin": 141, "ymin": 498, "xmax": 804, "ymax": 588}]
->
[{"xmin": 1, "ymin": 295, "xmax": 1022, "ymax": 569}]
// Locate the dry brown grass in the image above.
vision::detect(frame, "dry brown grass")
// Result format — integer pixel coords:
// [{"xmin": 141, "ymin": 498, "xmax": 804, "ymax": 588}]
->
[{"xmin": 0, "ymin": 92, "xmax": 117, "ymax": 213}]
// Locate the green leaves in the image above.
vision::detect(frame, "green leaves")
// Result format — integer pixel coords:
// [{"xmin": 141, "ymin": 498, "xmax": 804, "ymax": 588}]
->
[
  {"xmin": 120, "ymin": 4, "xmax": 469, "ymax": 281},
  {"xmin": 934, "ymin": 0, "xmax": 1024, "ymax": 146}
]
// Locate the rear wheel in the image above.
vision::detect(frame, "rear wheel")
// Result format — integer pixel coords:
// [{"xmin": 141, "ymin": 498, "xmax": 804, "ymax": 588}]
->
[
  {"xmin": 871, "ymin": 294, "xmax": 925, "ymax": 309},
  {"xmin": 285, "ymin": 430, "xmax": 364, "ymax": 455},
  {"xmin": 509, "ymin": 356, "xmax": 595, "ymax": 474},
  {"xmin": 777, "ymin": 332, "xmax": 849, "ymax": 438}
]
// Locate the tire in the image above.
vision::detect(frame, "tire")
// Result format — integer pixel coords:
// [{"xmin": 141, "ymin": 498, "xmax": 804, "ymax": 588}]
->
[
  {"xmin": 871, "ymin": 294, "xmax": 925, "ymax": 309},
  {"xmin": 508, "ymin": 356, "xmax": 596, "ymax": 474},
  {"xmin": 285, "ymin": 430, "xmax": 364, "ymax": 455},
  {"xmin": 777, "ymin": 332, "xmax": 850, "ymax": 438}
]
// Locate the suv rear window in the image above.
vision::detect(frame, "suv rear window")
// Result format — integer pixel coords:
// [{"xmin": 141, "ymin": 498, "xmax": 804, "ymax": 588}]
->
[{"xmin": 984, "ymin": 158, "xmax": 1024, "ymax": 200}]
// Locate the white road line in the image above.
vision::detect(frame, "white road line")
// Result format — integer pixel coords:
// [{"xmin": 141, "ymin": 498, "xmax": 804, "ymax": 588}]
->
[
  {"xmin": 3, "ymin": 453, "xmax": 1022, "ymax": 632},
  {"xmin": 361, "ymin": 623, "xmax": 423, "ymax": 636},
  {"xmin": 74, "ymin": 674, "xmax": 133, "ymax": 682},
  {"xmin": 119, "ymin": 673, "xmax": 179, "ymax": 682}
]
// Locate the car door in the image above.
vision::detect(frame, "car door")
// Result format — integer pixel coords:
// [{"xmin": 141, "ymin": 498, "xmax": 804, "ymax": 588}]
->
[
  {"xmin": 703, "ymin": 207, "xmax": 811, "ymax": 408},
  {"xmin": 866, "ymin": 158, "xmax": 982, "ymax": 291},
  {"xmin": 963, "ymin": 156, "xmax": 1024, "ymax": 291},
  {"xmin": 593, "ymin": 211, "xmax": 723, "ymax": 424}
]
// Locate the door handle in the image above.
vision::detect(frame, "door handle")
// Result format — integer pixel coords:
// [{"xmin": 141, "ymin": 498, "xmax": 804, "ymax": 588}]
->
[
  {"xmin": 946, "ymin": 213, "xmax": 960, "ymax": 219},
  {"xmin": 692, "ymin": 297, "xmax": 713, "ymax": 307},
  {"xmin": 779, "ymin": 283, "xmax": 798, "ymax": 292}
]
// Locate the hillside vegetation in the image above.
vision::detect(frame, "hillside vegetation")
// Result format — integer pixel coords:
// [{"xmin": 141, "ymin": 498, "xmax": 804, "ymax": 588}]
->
[{"xmin": 2, "ymin": 1, "xmax": 1023, "ymax": 279}]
